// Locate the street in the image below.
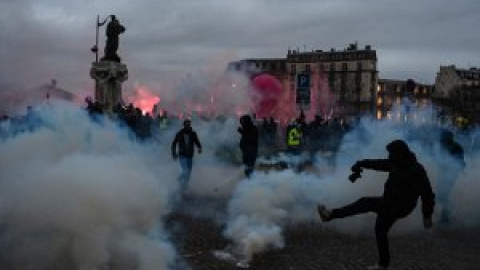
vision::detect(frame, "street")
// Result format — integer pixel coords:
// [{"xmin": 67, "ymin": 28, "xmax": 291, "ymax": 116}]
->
[{"xmin": 167, "ymin": 212, "xmax": 480, "ymax": 270}]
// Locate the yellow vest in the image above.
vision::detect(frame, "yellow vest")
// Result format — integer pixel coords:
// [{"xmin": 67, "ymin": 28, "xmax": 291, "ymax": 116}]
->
[{"xmin": 288, "ymin": 128, "xmax": 301, "ymax": 146}]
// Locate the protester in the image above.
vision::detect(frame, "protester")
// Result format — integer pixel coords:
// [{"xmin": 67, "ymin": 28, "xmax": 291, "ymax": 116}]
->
[
  {"xmin": 238, "ymin": 115, "xmax": 258, "ymax": 178},
  {"xmin": 286, "ymin": 120, "xmax": 304, "ymax": 172},
  {"xmin": 437, "ymin": 130, "xmax": 465, "ymax": 223},
  {"xmin": 317, "ymin": 140, "xmax": 435, "ymax": 270},
  {"xmin": 171, "ymin": 119, "xmax": 202, "ymax": 190}
]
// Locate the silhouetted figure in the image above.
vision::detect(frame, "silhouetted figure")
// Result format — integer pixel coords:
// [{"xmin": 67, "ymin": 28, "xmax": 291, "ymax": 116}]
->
[
  {"xmin": 260, "ymin": 117, "xmax": 269, "ymax": 147},
  {"xmin": 266, "ymin": 117, "xmax": 277, "ymax": 148},
  {"xmin": 285, "ymin": 120, "xmax": 304, "ymax": 172},
  {"xmin": 317, "ymin": 140, "xmax": 435, "ymax": 270},
  {"xmin": 308, "ymin": 114, "xmax": 325, "ymax": 155},
  {"xmin": 171, "ymin": 119, "xmax": 202, "ymax": 190},
  {"xmin": 238, "ymin": 115, "xmax": 258, "ymax": 178},
  {"xmin": 437, "ymin": 130, "xmax": 465, "ymax": 223},
  {"xmin": 102, "ymin": 15, "xmax": 126, "ymax": 62},
  {"xmin": 85, "ymin": 97, "xmax": 104, "ymax": 121},
  {"xmin": 286, "ymin": 120, "xmax": 302, "ymax": 154}
]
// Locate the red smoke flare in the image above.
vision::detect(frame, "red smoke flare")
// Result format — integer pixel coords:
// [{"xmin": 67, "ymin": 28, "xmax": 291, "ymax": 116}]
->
[{"xmin": 126, "ymin": 86, "xmax": 160, "ymax": 114}]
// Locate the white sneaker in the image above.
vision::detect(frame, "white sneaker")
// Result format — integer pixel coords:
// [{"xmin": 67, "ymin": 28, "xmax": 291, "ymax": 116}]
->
[
  {"xmin": 317, "ymin": 204, "xmax": 332, "ymax": 222},
  {"xmin": 366, "ymin": 264, "xmax": 388, "ymax": 270}
]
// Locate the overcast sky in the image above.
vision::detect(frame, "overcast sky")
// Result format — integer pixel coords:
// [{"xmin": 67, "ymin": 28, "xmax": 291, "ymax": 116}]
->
[{"xmin": 1, "ymin": 0, "xmax": 479, "ymax": 95}]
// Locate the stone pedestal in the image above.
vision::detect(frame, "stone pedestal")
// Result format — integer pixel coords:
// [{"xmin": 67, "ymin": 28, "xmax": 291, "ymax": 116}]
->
[{"xmin": 90, "ymin": 61, "xmax": 128, "ymax": 112}]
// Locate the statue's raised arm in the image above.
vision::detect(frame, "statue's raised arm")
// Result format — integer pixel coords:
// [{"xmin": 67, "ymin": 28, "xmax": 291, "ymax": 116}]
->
[{"xmin": 101, "ymin": 15, "xmax": 126, "ymax": 62}]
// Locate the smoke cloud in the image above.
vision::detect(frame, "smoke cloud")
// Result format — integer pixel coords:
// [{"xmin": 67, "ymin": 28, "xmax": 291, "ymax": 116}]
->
[
  {"xmin": 2, "ymin": 85, "xmax": 480, "ymax": 269},
  {"xmin": 221, "ymin": 104, "xmax": 480, "ymax": 262},
  {"xmin": 0, "ymin": 102, "xmax": 177, "ymax": 270}
]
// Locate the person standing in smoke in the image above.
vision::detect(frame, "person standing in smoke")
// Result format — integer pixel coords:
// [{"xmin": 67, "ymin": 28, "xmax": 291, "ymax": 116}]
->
[
  {"xmin": 171, "ymin": 119, "xmax": 202, "ymax": 190},
  {"xmin": 317, "ymin": 140, "xmax": 435, "ymax": 270},
  {"xmin": 238, "ymin": 115, "xmax": 259, "ymax": 178},
  {"xmin": 437, "ymin": 130, "xmax": 465, "ymax": 223},
  {"xmin": 286, "ymin": 120, "xmax": 304, "ymax": 172}
]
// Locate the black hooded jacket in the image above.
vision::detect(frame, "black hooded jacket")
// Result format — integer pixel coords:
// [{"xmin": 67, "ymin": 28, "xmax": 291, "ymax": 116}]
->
[
  {"xmin": 238, "ymin": 116, "xmax": 259, "ymax": 157},
  {"xmin": 171, "ymin": 128, "xmax": 202, "ymax": 158},
  {"xmin": 356, "ymin": 140, "xmax": 435, "ymax": 218}
]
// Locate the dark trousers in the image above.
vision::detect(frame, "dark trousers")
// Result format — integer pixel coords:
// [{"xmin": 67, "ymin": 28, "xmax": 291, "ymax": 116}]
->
[
  {"xmin": 242, "ymin": 153, "xmax": 257, "ymax": 178},
  {"xmin": 179, "ymin": 156, "xmax": 193, "ymax": 189},
  {"xmin": 331, "ymin": 197, "xmax": 398, "ymax": 268}
]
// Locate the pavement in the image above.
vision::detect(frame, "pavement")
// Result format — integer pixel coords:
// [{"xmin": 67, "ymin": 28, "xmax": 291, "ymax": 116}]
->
[{"xmin": 166, "ymin": 211, "xmax": 480, "ymax": 270}]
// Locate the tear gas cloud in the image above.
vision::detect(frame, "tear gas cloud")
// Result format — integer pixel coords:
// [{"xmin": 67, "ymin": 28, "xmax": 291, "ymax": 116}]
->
[
  {"xmin": 2, "ymin": 79, "xmax": 480, "ymax": 268},
  {"xmin": 222, "ymin": 104, "xmax": 480, "ymax": 261},
  {"xmin": 0, "ymin": 98, "xmax": 246, "ymax": 269},
  {"xmin": 0, "ymin": 102, "xmax": 178, "ymax": 270}
]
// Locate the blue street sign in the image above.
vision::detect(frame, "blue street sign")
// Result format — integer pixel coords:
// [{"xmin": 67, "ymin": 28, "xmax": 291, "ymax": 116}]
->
[{"xmin": 297, "ymin": 73, "xmax": 310, "ymax": 88}]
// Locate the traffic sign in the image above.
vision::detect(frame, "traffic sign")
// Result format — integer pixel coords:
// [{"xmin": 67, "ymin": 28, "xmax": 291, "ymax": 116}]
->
[
  {"xmin": 296, "ymin": 73, "xmax": 311, "ymax": 105},
  {"xmin": 297, "ymin": 73, "xmax": 310, "ymax": 88}
]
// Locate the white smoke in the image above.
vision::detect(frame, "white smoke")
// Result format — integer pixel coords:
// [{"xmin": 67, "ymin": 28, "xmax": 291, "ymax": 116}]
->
[
  {"xmin": 221, "ymin": 104, "xmax": 480, "ymax": 262},
  {"xmin": 3, "ymin": 96, "xmax": 480, "ymax": 269},
  {"xmin": 0, "ymin": 102, "xmax": 176, "ymax": 270}
]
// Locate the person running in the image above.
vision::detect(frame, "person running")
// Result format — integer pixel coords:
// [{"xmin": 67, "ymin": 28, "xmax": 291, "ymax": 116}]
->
[
  {"xmin": 171, "ymin": 119, "xmax": 202, "ymax": 190},
  {"xmin": 317, "ymin": 140, "xmax": 435, "ymax": 270}
]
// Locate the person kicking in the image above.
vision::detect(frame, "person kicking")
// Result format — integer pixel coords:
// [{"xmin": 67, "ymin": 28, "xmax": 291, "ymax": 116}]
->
[{"xmin": 318, "ymin": 140, "xmax": 435, "ymax": 270}]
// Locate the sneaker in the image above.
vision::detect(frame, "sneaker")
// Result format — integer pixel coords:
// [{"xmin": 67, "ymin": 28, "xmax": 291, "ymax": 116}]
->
[
  {"xmin": 317, "ymin": 204, "xmax": 332, "ymax": 222},
  {"xmin": 366, "ymin": 264, "xmax": 388, "ymax": 270}
]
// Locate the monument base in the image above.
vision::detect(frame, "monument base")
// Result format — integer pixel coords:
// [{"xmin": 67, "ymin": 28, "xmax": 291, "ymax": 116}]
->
[{"xmin": 90, "ymin": 61, "xmax": 128, "ymax": 113}]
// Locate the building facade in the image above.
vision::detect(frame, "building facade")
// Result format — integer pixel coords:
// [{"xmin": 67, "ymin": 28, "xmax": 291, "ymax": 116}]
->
[
  {"xmin": 434, "ymin": 65, "xmax": 480, "ymax": 125},
  {"xmin": 230, "ymin": 43, "xmax": 378, "ymax": 119},
  {"xmin": 377, "ymin": 79, "xmax": 433, "ymax": 120},
  {"xmin": 434, "ymin": 65, "xmax": 480, "ymax": 99}
]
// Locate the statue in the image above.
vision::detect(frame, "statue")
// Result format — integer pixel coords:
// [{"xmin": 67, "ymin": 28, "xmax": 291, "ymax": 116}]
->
[
  {"xmin": 101, "ymin": 15, "xmax": 125, "ymax": 62},
  {"xmin": 90, "ymin": 14, "xmax": 128, "ymax": 113}
]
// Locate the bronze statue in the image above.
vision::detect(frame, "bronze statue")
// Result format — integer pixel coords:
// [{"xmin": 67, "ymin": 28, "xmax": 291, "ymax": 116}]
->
[{"xmin": 101, "ymin": 15, "xmax": 125, "ymax": 62}]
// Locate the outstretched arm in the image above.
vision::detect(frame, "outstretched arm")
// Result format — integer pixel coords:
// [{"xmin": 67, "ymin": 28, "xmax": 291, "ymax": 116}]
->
[{"xmin": 353, "ymin": 159, "xmax": 392, "ymax": 172}]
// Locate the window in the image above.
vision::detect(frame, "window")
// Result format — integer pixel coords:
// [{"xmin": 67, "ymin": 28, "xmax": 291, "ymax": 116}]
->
[
  {"xmin": 318, "ymin": 64, "xmax": 324, "ymax": 72},
  {"xmin": 291, "ymin": 64, "xmax": 296, "ymax": 74},
  {"xmin": 342, "ymin": 63, "xmax": 348, "ymax": 71},
  {"xmin": 305, "ymin": 64, "xmax": 311, "ymax": 73}
]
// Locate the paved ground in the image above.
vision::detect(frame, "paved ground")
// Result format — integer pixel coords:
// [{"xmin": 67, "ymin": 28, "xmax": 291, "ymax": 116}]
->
[{"xmin": 166, "ymin": 211, "xmax": 480, "ymax": 270}]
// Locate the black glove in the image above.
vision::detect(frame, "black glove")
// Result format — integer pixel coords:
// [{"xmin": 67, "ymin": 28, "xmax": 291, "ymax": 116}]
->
[
  {"xmin": 348, "ymin": 171, "xmax": 362, "ymax": 182},
  {"xmin": 348, "ymin": 161, "xmax": 364, "ymax": 182},
  {"xmin": 350, "ymin": 161, "xmax": 364, "ymax": 173}
]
